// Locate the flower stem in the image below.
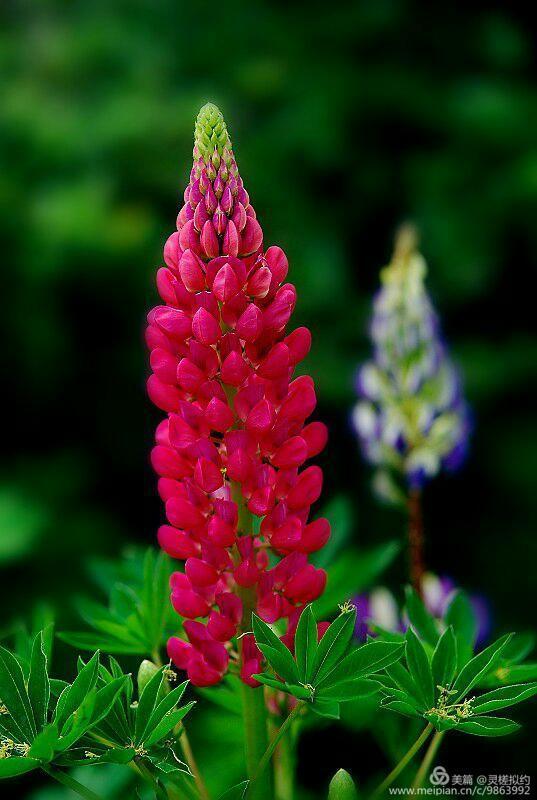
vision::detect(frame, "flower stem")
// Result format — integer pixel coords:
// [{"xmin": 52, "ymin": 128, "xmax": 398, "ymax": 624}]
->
[
  {"xmin": 407, "ymin": 487, "xmax": 425, "ymax": 593},
  {"xmin": 371, "ymin": 723, "xmax": 433, "ymax": 798},
  {"xmin": 273, "ymin": 718, "xmax": 296, "ymax": 800},
  {"xmin": 412, "ymin": 730, "xmax": 445, "ymax": 789},
  {"xmin": 241, "ymin": 682, "xmax": 272, "ymax": 800},
  {"xmin": 246, "ymin": 701, "xmax": 303, "ymax": 799},
  {"xmin": 137, "ymin": 760, "xmax": 169, "ymax": 799},
  {"xmin": 42, "ymin": 767, "xmax": 104, "ymax": 800},
  {"xmin": 179, "ymin": 726, "xmax": 211, "ymax": 800}
]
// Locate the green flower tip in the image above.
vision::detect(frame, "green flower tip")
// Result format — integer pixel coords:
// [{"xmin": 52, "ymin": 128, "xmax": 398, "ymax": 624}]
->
[
  {"xmin": 194, "ymin": 102, "xmax": 233, "ymax": 163},
  {"xmin": 328, "ymin": 769, "xmax": 359, "ymax": 800},
  {"xmin": 381, "ymin": 221, "xmax": 426, "ymax": 285}
]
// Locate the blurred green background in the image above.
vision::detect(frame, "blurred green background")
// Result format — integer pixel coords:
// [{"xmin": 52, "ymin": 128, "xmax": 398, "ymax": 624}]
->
[{"xmin": 1, "ymin": 0, "xmax": 536, "ymax": 796}]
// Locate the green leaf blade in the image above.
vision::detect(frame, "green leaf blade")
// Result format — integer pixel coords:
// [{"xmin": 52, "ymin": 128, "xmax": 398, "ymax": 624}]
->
[
  {"xmin": 472, "ymin": 682, "xmax": 537, "ymax": 715},
  {"xmin": 294, "ymin": 605, "xmax": 318, "ymax": 683},
  {"xmin": 405, "ymin": 628, "xmax": 434, "ymax": 709},
  {"xmin": 451, "ymin": 634, "xmax": 512, "ymax": 702},
  {"xmin": 405, "ymin": 587, "xmax": 439, "ymax": 647},
  {"xmin": 432, "ymin": 626, "xmax": 457, "ymax": 690},
  {"xmin": 27, "ymin": 632, "xmax": 50, "ymax": 731},
  {"xmin": 54, "ymin": 650, "xmax": 100, "ymax": 734},
  {"xmin": 252, "ymin": 615, "xmax": 299, "ymax": 684},
  {"xmin": 312, "ymin": 608, "xmax": 356, "ymax": 685},
  {"xmin": 0, "ymin": 644, "xmax": 36, "ymax": 741},
  {"xmin": 456, "ymin": 716, "xmax": 520, "ymax": 737}
]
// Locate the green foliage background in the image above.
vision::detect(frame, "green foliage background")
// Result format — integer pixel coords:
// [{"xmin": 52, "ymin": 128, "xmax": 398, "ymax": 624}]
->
[{"xmin": 1, "ymin": 0, "xmax": 536, "ymax": 795}]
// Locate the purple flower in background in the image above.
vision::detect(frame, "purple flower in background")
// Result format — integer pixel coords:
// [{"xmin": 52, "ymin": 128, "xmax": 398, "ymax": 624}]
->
[
  {"xmin": 354, "ymin": 572, "xmax": 491, "ymax": 646},
  {"xmin": 352, "ymin": 226, "xmax": 470, "ymax": 499}
]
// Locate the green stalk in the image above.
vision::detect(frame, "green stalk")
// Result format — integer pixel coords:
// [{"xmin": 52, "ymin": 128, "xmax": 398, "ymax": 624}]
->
[
  {"xmin": 246, "ymin": 702, "xmax": 303, "ymax": 799},
  {"xmin": 412, "ymin": 730, "xmax": 445, "ymax": 789},
  {"xmin": 371, "ymin": 724, "xmax": 433, "ymax": 798},
  {"xmin": 273, "ymin": 720, "xmax": 296, "ymax": 800},
  {"xmin": 407, "ymin": 487, "xmax": 425, "ymax": 594},
  {"xmin": 42, "ymin": 767, "xmax": 104, "ymax": 800},
  {"xmin": 179, "ymin": 727, "xmax": 211, "ymax": 800},
  {"xmin": 241, "ymin": 681, "xmax": 271, "ymax": 800},
  {"xmin": 137, "ymin": 760, "xmax": 169, "ymax": 799}
]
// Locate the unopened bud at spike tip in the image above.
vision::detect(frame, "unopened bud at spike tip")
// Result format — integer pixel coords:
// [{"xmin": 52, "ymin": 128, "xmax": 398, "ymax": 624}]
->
[{"xmin": 194, "ymin": 103, "xmax": 233, "ymax": 164}]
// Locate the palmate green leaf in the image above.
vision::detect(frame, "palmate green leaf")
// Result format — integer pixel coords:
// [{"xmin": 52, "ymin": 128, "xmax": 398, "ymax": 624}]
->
[
  {"xmin": 405, "ymin": 587, "xmax": 440, "ymax": 647},
  {"xmin": 252, "ymin": 615, "xmax": 299, "ymax": 684},
  {"xmin": 405, "ymin": 628, "xmax": 434, "ymax": 708},
  {"xmin": 318, "ymin": 641, "xmax": 404, "ymax": 688},
  {"xmin": 445, "ymin": 591, "xmax": 477, "ymax": 669},
  {"xmin": 0, "ymin": 756, "xmax": 40, "ymax": 778},
  {"xmin": 294, "ymin": 604, "xmax": 318, "ymax": 682},
  {"xmin": 54, "ymin": 651, "xmax": 99, "ymax": 733},
  {"xmin": 27, "ymin": 632, "xmax": 50, "ymax": 731},
  {"xmin": 432, "ymin": 626, "xmax": 457, "ymax": 690},
  {"xmin": 0, "ymin": 643, "xmax": 36, "ymax": 741},
  {"xmin": 451, "ymin": 634, "xmax": 512, "ymax": 702},
  {"xmin": 59, "ymin": 548, "xmax": 174, "ymax": 660},
  {"xmin": 456, "ymin": 716, "xmax": 520, "ymax": 737},
  {"xmin": 471, "ymin": 683, "xmax": 537, "ymax": 714},
  {"xmin": 312, "ymin": 608, "xmax": 356, "ymax": 684}
]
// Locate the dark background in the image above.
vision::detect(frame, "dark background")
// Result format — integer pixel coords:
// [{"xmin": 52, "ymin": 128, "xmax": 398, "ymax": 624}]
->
[{"xmin": 1, "ymin": 0, "xmax": 536, "ymax": 796}]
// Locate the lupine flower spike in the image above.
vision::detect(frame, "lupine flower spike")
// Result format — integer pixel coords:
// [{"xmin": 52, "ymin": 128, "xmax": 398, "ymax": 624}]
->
[
  {"xmin": 353, "ymin": 225, "xmax": 470, "ymax": 589},
  {"xmin": 147, "ymin": 103, "xmax": 329, "ymax": 687}
]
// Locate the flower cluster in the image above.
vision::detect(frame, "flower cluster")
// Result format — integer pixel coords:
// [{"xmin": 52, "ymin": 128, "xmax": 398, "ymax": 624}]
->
[
  {"xmin": 146, "ymin": 104, "xmax": 329, "ymax": 687},
  {"xmin": 354, "ymin": 572, "xmax": 490, "ymax": 646},
  {"xmin": 353, "ymin": 226, "xmax": 470, "ymax": 492}
]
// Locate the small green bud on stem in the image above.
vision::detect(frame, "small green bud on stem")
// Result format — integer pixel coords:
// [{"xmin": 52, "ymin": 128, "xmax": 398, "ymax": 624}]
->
[
  {"xmin": 137, "ymin": 659, "xmax": 160, "ymax": 695},
  {"xmin": 328, "ymin": 769, "xmax": 359, "ymax": 799}
]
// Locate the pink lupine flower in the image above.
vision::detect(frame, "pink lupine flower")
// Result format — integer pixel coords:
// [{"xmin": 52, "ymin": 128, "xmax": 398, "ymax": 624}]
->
[{"xmin": 147, "ymin": 103, "xmax": 329, "ymax": 687}]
